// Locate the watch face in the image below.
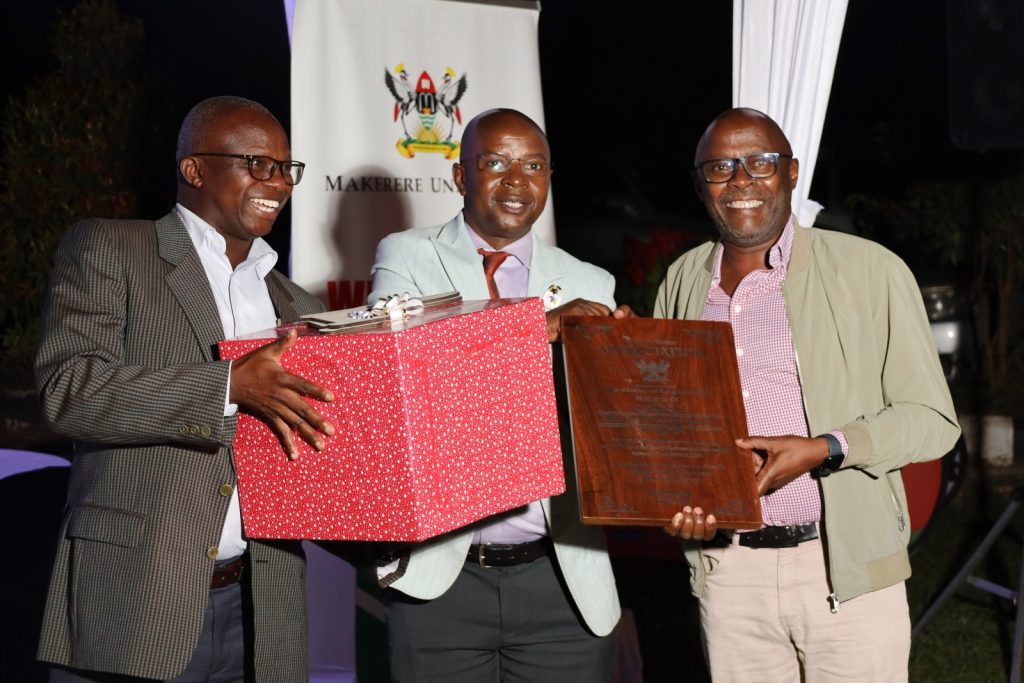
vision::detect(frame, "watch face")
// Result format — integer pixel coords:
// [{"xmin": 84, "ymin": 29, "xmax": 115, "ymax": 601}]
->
[{"xmin": 821, "ymin": 452, "xmax": 843, "ymax": 471}]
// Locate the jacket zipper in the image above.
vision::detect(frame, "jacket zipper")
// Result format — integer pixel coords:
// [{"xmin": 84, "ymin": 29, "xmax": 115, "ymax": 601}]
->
[
  {"xmin": 794, "ymin": 343, "xmax": 841, "ymax": 615},
  {"xmin": 887, "ymin": 476, "xmax": 907, "ymax": 532},
  {"xmin": 790, "ymin": 344, "xmax": 839, "ymax": 618}
]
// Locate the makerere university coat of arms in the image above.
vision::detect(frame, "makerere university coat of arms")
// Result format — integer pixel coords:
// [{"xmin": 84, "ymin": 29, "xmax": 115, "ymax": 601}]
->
[{"xmin": 384, "ymin": 63, "xmax": 467, "ymax": 159}]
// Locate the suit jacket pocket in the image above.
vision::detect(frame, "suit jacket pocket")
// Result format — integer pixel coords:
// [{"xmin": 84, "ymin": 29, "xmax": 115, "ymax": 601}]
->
[{"xmin": 67, "ymin": 503, "xmax": 145, "ymax": 548}]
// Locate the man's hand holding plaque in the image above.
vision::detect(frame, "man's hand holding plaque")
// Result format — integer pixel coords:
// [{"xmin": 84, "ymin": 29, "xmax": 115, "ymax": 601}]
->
[
  {"xmin": 740, "ymin": 434, "xmax": 837, "ymax": 494},
  {"xmin": 664, "ymin": 506, "xmax": 718, "ymax": 541},
  {"xmin": 546, "ymin": 299, "xmax": 634, "ymax": 342}
]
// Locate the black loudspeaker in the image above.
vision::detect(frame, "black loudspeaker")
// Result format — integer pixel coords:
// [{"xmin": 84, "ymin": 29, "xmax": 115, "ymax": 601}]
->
[{"xmin": 947, "ymin": 0, "xmax": 1024, "ymax": 149}]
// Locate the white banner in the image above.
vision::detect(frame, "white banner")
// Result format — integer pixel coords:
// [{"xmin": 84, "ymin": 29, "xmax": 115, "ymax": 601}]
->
[
  {"xmin": 733, "ymin": 0, "xmax": 848, "ymax": 227},
  {"xmin": 290, "ymin": 0, "xmax": 548, "ymax": 308}
]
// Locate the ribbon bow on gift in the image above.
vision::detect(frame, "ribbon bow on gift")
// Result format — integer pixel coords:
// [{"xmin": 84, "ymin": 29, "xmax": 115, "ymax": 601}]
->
[{"xmin": 349, "ymin": 293, "xmax": 425, "ymax": 323}]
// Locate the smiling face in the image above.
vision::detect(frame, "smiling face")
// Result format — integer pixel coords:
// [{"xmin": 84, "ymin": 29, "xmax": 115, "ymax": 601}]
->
[
  {"xmin": 452, "ymin": 110, "xmax": 551, "ymax": 249},
  {"xmin": 178, "ymin": 106, "xmax": 293, "ymax": 264},
  {"xmin": 694, "ymin": 109, "xmax": 799, "ymax": 250}
]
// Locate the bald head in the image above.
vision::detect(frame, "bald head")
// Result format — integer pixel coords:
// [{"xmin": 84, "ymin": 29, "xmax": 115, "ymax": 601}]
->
[
  {"xmin": 460, "ymin": 108, "xmax": 549, "ymax": 163},
  {"xmin": 176, "ymin": 96, "xmax": 278, "ymax": 161},
  {"xmin": 695, "ymin": 107, "xmax": 792, "ymax": 166}
]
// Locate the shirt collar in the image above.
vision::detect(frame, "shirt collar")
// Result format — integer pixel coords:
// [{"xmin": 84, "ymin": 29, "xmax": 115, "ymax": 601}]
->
[
  {"xmin": 459, "ymin": 211, "xmax": 534, "ymax": 268},
  {"xmin": 710, "ymin": 215, "xmax": 796, "ymax": 286},
  {"xmin": 175, "ymin": 203, "xmax": 278, "ymax": 277},
  {"xmin": 770, "ymin": 216, "xmax": 796, "ymax": 270}
]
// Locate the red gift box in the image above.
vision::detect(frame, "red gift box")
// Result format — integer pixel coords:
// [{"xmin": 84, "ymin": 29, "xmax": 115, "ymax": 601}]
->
[{"xmin": 217, "ymin": 298, "xmax": 565, "ymax": 542}]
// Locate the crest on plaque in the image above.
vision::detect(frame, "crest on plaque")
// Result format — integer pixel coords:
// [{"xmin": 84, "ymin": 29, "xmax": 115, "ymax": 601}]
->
[{"xmin": 635, "ymin": 359, "xmax": 670, "ymax": 383}]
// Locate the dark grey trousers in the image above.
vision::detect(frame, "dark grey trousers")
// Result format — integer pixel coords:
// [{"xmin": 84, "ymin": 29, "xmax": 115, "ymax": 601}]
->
[
  {"xmin": 49, "ymin": 579, "xmax": 249, "ymax": 683},
  {"xmin": 385, "ymin": 555, "xmax": 614, "ymax": 683}
]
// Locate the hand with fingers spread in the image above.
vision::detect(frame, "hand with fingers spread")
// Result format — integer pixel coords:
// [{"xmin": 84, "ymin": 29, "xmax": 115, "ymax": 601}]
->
[
  {"xmin": 735, "ymin": 434, "xmax": 832, "ymax": 496},
  {"xmin": 663, "ymin": 505, "xmax": 718, "ymax": 541},
  {"xmin": 229, "ymin": 328, "xmax": 335, "ymax": 460},
  {"xmin": 545, "ymin": 300, "xmax": 635, "ymax": 342}
]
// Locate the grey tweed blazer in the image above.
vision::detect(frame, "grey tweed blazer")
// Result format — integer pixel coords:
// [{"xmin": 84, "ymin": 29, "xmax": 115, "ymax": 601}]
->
[{"xmin": 34, "ymin": 211, "xmax": 323, "ymax": 681}]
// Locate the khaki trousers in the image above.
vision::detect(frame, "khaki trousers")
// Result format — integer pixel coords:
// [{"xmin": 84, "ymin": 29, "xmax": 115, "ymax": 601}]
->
[{"xmin": 699, "ymin": 536, "xmax": 910, "ymax": 683}]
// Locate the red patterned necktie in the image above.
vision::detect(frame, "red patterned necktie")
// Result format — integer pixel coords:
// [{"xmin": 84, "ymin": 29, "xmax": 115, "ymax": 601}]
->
[{"xmin": 477, "ymin": 248, "xmax": 510, "ymax": 300}]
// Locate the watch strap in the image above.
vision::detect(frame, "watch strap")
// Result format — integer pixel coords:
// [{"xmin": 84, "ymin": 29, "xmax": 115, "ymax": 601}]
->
[{"xmin": 816, "ymin": 433, "xmax": 844, "ymax": 476}]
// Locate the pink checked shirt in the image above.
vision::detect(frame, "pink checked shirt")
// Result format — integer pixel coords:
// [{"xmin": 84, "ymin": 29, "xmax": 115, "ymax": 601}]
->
[{"xmin": 701, "ymin": 219, "xmax": 845, "ymax": 527}]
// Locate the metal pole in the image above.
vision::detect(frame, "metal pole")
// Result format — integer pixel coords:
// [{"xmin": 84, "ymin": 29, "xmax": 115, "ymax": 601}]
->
[
  {"xmin": 1010, "ymin": 537, "xmax": 1024, "ymax": 683},
  {"xmin": 912, "ymin": 495, "xmax": 1021, "ymax": 638}
]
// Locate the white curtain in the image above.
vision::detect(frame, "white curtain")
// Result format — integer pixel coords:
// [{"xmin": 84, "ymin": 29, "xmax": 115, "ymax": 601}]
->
[{"xmin": 733, "ymin": 0, "xmax": 848, "ymax": 227}]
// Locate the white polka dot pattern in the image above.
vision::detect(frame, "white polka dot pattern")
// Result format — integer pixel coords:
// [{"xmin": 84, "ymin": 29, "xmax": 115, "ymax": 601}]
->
[{"xmin": 217, "ymin": 298, "xmax": 565, "ymax": 542}]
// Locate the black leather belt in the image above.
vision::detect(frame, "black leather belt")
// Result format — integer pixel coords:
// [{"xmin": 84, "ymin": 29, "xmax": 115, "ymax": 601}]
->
[
  {"xmin": 467, "ymin": 539, "xmax": 551, "ymax": 568},
  {"xmin": 211, "ymin": 554, "xmax": 248, "ymax": 588},
  {"xmin": 708, "ymin": 523, "xmax": 818, "ymax": 549}
]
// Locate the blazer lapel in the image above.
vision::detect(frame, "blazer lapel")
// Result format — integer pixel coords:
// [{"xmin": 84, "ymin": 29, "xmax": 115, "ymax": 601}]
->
[
  {"xmin": 429, "ymin": 216, "xmax": 491, "ymax": 300},
  {"xmin": 157, "ymin": 211, "xmax": 225, "ymax": 361},
  {"xmin": 266, "ymin": 272, "xmax": 301, "ymax": 323}
]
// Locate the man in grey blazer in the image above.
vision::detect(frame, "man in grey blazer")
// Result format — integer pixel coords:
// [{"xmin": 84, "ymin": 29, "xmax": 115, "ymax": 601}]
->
[
  {"xmin": 370, "ymin": 109, "xmax": 626, "ymax": 682},
  {"xmin": 35, "ymin": 96, "xmax": 335, "ymax": 682}
]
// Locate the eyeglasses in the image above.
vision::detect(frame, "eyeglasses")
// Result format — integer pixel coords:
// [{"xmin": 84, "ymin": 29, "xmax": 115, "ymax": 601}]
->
[
  {"xmin": 470, "ymin": 153, "xmax": 551, "ymax": 176},
  {"xmin": 189, "ymin": 152, "xmax": 306, "ymax": 186},
  {"xmin": 694, "ymin": 153, "xmax": 791, "ymax": 184}
]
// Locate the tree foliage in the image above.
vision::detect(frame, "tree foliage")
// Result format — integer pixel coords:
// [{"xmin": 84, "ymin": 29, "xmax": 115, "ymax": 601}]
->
[
  {"xmin": 0, "ymin": 0, "xmax": 164, "ymax": 386},
  {"xmin": 849, "ymin": 174, "xmax": 1024, "ymax": 415}
]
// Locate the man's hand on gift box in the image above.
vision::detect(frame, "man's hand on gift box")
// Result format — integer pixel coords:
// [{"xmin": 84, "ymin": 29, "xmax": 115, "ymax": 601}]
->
[
  {"xmin": 545, "ymin": 299, "xmax": 635, "ymax": 342},
  {"xmin": 229, "ymin": 329, "xmax": 335, "ymax": 460}
]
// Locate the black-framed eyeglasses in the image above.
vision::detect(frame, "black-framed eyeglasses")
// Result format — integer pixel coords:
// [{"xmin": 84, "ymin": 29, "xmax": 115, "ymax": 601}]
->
[
  {"xmin": 189, "ymin": 152, "xmax": 306, "ymax": 186},
  {"xmin": 694, "ymin": 152, "xmax": 792, "ymax": 184},
  {"xmin": 469, "ymin": 153, "xmax": 551, "ymax": 176}
]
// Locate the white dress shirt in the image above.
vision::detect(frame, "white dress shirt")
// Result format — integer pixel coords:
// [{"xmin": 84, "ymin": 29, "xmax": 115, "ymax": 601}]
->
[{"xmin": 177, "ymin": 203, "xmax": 280, "ymax": 560}]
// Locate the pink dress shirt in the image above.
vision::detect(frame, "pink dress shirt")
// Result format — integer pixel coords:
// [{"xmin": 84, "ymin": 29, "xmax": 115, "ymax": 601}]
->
[
  {"xmin": 701, "ymin": 219, "xmax": 846, "ymax": 526},
  {"xmin": 465, "ymin": 221, "xmax": 547, "ymax": 544}
]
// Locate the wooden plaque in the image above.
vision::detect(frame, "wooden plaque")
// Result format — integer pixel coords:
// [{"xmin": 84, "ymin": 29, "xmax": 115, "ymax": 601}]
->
[{"xmin": 562, "ymin": 317, "xmax": 761, "ymax": 529}]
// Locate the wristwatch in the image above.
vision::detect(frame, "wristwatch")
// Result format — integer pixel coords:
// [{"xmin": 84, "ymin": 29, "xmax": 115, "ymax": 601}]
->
[{"xmin": 815, "ymin": 433, "xmax": 844, "ymax": 476}]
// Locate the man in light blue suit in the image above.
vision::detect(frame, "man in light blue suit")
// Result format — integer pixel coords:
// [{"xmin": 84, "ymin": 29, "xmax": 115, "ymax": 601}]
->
[{"xmin": 370, "ymin": 109, "xmax": 627, "ymax": 682}]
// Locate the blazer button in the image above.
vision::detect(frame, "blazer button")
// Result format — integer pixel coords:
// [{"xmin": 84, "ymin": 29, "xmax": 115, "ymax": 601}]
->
[
  {"xmin": 189, "ymin": 425, "xmax": 200, "ymax": 435},
  {"xmin": 219, "ymin": 484, "xmax": 233, "ymax": 497},
  {"xmin": 201, "ymin": 425, "xmax": 212, "ymax": 436},
  {"xmin": 179, "ymin": 425, "xmax": 189, "ymax": 434},
  {"xmin": 206, "ymin": 546, "xmax": 219, "ymax": 560}
]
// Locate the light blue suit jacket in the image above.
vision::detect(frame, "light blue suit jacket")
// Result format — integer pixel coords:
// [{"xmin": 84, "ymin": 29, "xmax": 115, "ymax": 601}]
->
[{"xmin": 368, "ymin": 214, "xmax": 621, "ymax": 636}]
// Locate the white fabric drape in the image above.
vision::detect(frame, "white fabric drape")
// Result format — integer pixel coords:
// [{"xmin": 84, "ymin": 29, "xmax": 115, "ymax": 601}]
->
[{"xmin": 733, "ymin": 0, "xmax": 848, "ymax": 226}]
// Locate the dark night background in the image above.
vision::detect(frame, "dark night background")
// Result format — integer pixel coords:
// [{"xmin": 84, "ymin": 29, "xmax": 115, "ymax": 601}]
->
[
  {"xmin": 6, "ymin": 0, "xmax": 1016, "ymax": 277},
  {"xmin": 3, "ymin": 1, "xmax": 1024, "ymax": 681}
]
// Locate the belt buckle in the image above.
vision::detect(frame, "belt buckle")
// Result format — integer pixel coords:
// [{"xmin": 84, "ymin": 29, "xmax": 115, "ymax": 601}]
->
[{"xmin": 477, "ymin": 544, "xmax": 492, "ymax": 568}]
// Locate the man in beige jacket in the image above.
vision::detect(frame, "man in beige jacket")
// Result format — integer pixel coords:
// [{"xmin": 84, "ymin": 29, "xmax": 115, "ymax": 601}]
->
[{"xmin": 659, "ymin": 107, "xmax": 960, "ymax": 682}]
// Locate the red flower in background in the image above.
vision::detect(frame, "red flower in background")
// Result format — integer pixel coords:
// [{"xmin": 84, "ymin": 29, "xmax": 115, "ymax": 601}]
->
[{"xmin": 621, "ymin": 225, "xmax": 702, "ymax": 315}]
